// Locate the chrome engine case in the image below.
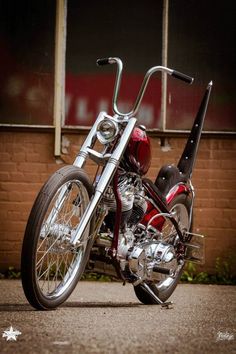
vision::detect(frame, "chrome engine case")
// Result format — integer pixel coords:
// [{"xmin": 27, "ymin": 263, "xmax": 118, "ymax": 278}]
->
[
  {"xmin": 95, "ymin": 173, "xmax": 178, "ymax": 283},
  {"xmin": 126, "ymin": 240, "xmax": 177, "ymax": 283}
]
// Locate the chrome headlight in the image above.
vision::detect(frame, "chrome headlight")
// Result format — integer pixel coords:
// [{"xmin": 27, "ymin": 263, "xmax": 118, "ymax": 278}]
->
[{"xmin": 96, "ymin": 118, "xmax": 118, "ymax": 144}]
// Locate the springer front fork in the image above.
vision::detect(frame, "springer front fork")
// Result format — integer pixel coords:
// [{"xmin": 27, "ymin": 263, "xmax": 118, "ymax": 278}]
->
[{"xmin": 70, "ymin": 113, "xmax": 137, "ymax": 246}]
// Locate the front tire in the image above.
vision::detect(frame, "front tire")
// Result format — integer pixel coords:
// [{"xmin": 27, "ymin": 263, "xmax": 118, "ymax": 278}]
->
[
  {"xmin": 21, "ymin": 165, "xmax": 94, "ymax": 310},
  {"xmin": 134, "ymin": 193, "xmax": 192, "ymax": 304}
]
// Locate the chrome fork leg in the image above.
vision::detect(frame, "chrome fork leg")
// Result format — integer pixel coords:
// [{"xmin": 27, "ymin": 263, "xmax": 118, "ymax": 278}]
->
[{"xmin": 71, "ymin": 117, "xmax": 137, "ymax": 246}]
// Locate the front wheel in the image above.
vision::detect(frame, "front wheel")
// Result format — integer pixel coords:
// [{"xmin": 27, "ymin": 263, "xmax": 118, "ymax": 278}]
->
[
  {"xmin": 134, "ymin": 193, "xmax": 192, "ymax": 304},
  {"xmin": 21, "ymin": 165, "xmax": 94, "ymax": 310}
]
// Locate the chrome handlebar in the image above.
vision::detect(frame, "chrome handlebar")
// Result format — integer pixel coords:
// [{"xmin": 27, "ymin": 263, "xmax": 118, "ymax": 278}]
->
[{"xmin": 97, "ymin": 57, "xmax": 194, "ymax": 118}]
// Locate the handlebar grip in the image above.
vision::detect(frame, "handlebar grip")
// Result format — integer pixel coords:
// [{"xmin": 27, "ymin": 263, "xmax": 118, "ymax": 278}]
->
[
  {"xmin": 172, "ymin": 70, "xmax": 194, "ymax": 84},
  {"xmin": 96, "ymin": 58, "xmax": 110, "ymax": 66}
]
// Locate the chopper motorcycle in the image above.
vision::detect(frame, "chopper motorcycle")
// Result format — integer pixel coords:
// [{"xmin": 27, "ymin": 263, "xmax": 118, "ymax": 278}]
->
[{"xmin": 21, "ymin": 57, "xmax": 212, "ymax": 310}]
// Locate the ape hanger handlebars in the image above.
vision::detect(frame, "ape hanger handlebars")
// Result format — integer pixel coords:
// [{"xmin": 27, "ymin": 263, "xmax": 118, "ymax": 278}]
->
[{"xmin": 97, "ymin": 57, "xmax": 194, "ymax": 118}]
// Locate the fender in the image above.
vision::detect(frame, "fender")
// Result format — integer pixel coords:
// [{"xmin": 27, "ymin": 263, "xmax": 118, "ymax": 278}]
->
[{"xmin": 166, "ymin": 183, "xmax": 191, "ymax": 205}]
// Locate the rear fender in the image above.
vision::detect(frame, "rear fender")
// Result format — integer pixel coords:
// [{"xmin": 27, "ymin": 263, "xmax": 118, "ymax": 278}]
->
[{"xmin": 166, "ymin": 183, "xmax": 191, "ymax": 205}]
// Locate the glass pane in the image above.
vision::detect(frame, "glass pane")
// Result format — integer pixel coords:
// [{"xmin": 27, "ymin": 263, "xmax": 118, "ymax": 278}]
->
[
  {"xmin": 0, "ymin": 1, "xmax": 56, "ymax": 125},
  {"xmin": 65, "ymin": 0, "xmax": 163, "ymax": 128},
  {"xmin": 167, "ymin": 0, "xmax": 236, "ymax": 131}
]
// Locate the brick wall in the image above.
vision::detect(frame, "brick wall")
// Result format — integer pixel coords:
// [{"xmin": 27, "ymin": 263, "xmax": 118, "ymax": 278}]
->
[{"xmin": 0, "ymin": 130, "xmax": 235, "ymax": 274}]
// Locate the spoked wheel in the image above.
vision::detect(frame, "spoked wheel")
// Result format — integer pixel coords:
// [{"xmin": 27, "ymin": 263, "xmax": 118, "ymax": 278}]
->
[
  {"xmin": 134, "ymin": 193, "xmax": 192, "ymax": 304},
  {"xmin": 21, "ymin": 166, "xmax": 94, "ymax": 310}
]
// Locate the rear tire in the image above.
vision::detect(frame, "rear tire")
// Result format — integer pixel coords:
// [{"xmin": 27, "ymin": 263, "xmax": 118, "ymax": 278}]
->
[
  {"xmin": 21, "ymin": 165, "xmax": 94, "ymax": 310},
  {"xmin": 134, "ymin": 193, "xmax": 192, "ymax": 304}
]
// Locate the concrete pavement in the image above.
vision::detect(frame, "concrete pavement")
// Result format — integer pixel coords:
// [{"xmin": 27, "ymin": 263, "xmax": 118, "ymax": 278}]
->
[{"xmin": 0, "ymin": 280, "xmax": 235, "ymax": 353}]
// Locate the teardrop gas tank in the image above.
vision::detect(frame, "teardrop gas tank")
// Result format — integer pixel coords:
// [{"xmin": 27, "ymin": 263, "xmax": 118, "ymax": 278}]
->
[{"xmin": 122, "ymin": 126, "xmax": 151, "ymax": 175}]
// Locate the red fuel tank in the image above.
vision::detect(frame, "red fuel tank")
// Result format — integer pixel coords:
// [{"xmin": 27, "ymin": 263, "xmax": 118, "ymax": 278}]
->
[{"xmin": 122, "ymin": 126, "xmax": 151, "ymax": 175}]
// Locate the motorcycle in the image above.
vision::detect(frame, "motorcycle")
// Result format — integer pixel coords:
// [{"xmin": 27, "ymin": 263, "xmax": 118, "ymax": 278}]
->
[{"xmin": 21, "ymin": 57, "xmax": 212, "ymax": 310}]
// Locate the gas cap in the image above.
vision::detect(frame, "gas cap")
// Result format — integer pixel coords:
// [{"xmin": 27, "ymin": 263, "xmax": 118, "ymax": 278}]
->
[{"xmin": 139, "ymin": 125, "xmax": 146, "ymax": 131}]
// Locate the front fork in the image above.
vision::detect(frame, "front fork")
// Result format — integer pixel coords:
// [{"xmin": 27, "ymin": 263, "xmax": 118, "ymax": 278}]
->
[{"xmin": 70, "ymin": 114, "xmax": 137, "ymax": 246}]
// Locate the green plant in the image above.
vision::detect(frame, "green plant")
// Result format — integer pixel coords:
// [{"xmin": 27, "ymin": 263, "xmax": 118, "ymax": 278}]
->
[
  {"xmin": 214, "ymin": 255, "xmax": 236, "ymax": 284},
  {"xmin": 181, "ymin": 262, "xmax": 198, "ymax": 282},
  {"xmin": 5, "ymin": 266, "xmax": 21, "ymax": 279},
  {"xmin": 81, "ymin": 272, "xmax": 114, "ymax": 282},
  {"xmin": 181, "ymin": 255, "xmax": 236, "ymax": 285}
]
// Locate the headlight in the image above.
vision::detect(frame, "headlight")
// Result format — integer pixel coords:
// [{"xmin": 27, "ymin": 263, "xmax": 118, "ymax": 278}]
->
[{"xmin": 96, "ymin": 118, "xmax": 118, "ymax": 144}]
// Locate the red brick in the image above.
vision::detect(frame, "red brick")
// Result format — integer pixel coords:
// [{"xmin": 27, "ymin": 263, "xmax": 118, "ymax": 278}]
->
[
  {"xmin": 0, "ymin": 241, "xmax": 22, "ymax": 252},
  {"xmin": 194, "ymin": 198, "xmax": 215, "ymax": 208},
  {"xmin": 0, "ymin": 232, "xmax": 22, "ymax": 241},
  {"xmin": 7, "ymin": 211, "xmax": 22, "ymax": 221},
  {"xmin": 0, "ymin": 210, "xmax": 8, "ymax": 220},
  {"xmin": 1, "ymin": 221, "xmax": 25, "ymax": 232},
  {"xmin": 195, "ymin": 189, "xmax": 211, "ymax": 198},
  {"xmin": 228, "ymin": 199, "xmax": 236, "ymax": 209},
  {"xmin": 209, "ymin": 179, "xmax": 236, "ymax": 190},
  {"xmin": 0, "ymin": 131, "xmax": 236, "ymax": 275},
  {"xmin": 210, "ymin": 169, "xmax": 236, "ymax": 180},
  {"xmin": 212, "ymin": 150, "xmax": 236, "ymax": 160},
  {"xmin": 8, "ymin": 172, "xmax": 25, "ymax": 182},
  {"xmin": 219, "ymin": 140, "xmax": 236, "ymax": 150},
  {"xmin": 0, "ymin": 191, "xmax": 9, "ymax": 201},
  {"xmin": 194, "ymin": 208, "xmax": 232, "ymax": 228},
  {"xmin": 46, "ymin": 164, "xmax": 61, "ymax": 174},
  {"xmin": 0, "ymin": 171, "xmax": 10, "ymax": 181},
  {"xmin": 221, "ymin": 159, "xmax": 236, "ymax": 169},
  {"xmin": 33, "ymin": 143, "xmax": 53, "ymax": 155},
  {"xmin": 18, "ymin": 162, "xmax": 48, "ymax": 173},
  {"xmin": 12, "ymin": 152, "xmax": 26, "ymax": 162},
  {"xmin": 0, "ymin": 199, "xmax": 31, "ymax": 209},
  {"xmin": 22, "ymin": 190, "xmax": 40, "ymax": 201},
  {"xmin": 25, "ymin": 152, "xmax": 41, "ymax": 163},
  {"xmin": 0, "ymin": 162, "xmax": 17, "ymax": 172},
  {"xmin": 194, "ymin": 159, "xmax": 215, "ymax": 169},
  {"xmin": 210, "ymin": 189, "xmax": 236, "ymax": 199},
  {"xmin": 7, "ymin": 191, "xmax": 26, "ymax": 202},
  {"xmin": 213, "ymin": 198, "xmax": 231, "ymax": 208},
  {"xmin": 22, "ymin": 172, "xmax": 42, "ymax": 183},
  {"xmin": 0, "ymin": 152, "xmax": 12, "ymax": 161},
  {"xmin": 1, "ymin": 182, "xmax": 33, "ymax": 192}
]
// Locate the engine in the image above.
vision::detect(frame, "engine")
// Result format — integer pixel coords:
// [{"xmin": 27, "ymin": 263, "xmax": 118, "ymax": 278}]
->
[
  {"xmin": 95, "ymin": 173, "xmax": 179, "ymax": 284},
  {"xmin": 126, "ymin": 241, "xmax": 178, "ymax": 284},
  {"xmin": 102, "ymin": 173, "xmax": 148, "ymax": 229},
  {"xmin": 103, "ymin": 174, "xmax": 135, "ymax": 212}
]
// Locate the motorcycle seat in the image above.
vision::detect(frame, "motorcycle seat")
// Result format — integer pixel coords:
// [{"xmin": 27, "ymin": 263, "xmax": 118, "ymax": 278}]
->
[{"xmin": 154, "ymin": 164, "xmax": 188, "ymax": 197}]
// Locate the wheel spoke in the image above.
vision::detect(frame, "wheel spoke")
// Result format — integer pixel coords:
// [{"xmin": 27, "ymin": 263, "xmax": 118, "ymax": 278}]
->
[
  {"xmin": 36, "ymin": 235, "xmax": 61, "ymax": 267},
  {"xmin": 34, "ymin": 179, "xmax": 90, "ymax": 298}
]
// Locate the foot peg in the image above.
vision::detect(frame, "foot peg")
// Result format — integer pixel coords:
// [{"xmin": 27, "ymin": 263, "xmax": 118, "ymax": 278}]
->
[{"xmin": 184, "ymin": 232, "xmax": 205, "ymax": 264}]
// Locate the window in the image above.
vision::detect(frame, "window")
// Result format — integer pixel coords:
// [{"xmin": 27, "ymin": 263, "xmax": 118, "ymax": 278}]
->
[
  {"xmin": 167, "ymin": 0, "xmax": 236, "ymax": 131},
  {"xmin": 65, "ymin": 0, "xmax": 163, "ymax": 129},
  {"xmin": 1, "ymin": 0, "xmax": 235, "ymax": 132},
  {"xmin": 0, "ymin": 0, "xmax": 56, "ymax": 125}
]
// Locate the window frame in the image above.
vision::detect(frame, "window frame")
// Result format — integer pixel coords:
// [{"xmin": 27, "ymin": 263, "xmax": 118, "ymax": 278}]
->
[{"xmin": 0, "ymin": 0, "xmax": 235, "ymax": 158}]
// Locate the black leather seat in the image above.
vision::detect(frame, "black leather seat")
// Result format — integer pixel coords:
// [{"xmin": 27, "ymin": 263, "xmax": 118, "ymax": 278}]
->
[{"xmin": 154, "ymin": 164, "xmax": 187, "ymax": 197}]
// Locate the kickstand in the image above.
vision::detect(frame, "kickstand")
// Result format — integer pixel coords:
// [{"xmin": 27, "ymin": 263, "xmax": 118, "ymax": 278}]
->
[
  {"xmin": 141, "ymin": 283, "xmax": 174, "ymax": 309},
  {"xmin": 161, "ymin": 301, "xmax": 173, "ymax": 309}
]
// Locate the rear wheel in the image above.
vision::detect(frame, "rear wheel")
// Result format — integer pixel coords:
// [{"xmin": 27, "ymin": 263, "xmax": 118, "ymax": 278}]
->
[
  {"xmin": 21, "ymin": 166, "xmax": 94, "ymax": 310},
  {"xmin": 134, "ymin": 193, "xmax": 192, "ymax": 304}
]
